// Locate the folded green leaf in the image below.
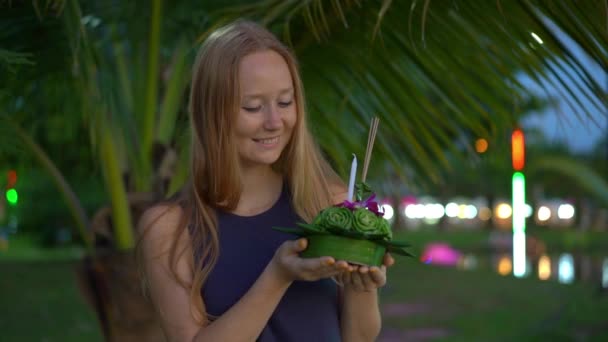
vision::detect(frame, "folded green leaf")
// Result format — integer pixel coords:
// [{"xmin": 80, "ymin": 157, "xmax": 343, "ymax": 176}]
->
[
  {"xmin": 387, "ymin": 246, "xmax": 415, "ymax": 257},
  {"xmin": 296, "ymin": 223, "xmax": 326, "ymax": 232},
  {"xmin": 382, "ymin": 239, "xmax": 412, "ymax": 248},
  {"xmin": 275, "ymin": 223, "xmax": 414, "ymax": 259},
  {"xmin": 362, "ymin": 232, "xmax": 390, "ymax": 240}
]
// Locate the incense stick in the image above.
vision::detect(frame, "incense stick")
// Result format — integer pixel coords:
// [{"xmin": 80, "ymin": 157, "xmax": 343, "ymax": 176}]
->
[{"xmin": 361, "ymin": 117, "xmax": 379, "ymax": 182}]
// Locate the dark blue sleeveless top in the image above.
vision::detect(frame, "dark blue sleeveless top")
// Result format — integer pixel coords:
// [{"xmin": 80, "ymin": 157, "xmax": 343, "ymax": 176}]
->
[{"xmin": 201, "ymin": 184, "xmax": 341, "ymax": 342}]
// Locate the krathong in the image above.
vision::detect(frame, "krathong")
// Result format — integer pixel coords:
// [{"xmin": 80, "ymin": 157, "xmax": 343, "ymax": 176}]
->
[{"xmin": 273, "ymin": 118, "xmax": 413, "ymax": 266}]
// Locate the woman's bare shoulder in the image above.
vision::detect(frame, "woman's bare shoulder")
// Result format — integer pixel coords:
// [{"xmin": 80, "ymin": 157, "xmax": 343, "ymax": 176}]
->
[
  {"xmin": 139, "ymin": 203, "xmax": 184, "ymax": 234},
  {"xmin": 138, "ymin": 203, "xmax": 187, "ymax": 253}
]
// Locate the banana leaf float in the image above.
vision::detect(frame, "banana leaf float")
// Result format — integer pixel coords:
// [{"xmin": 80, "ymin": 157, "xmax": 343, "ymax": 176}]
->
[{"xmin": 274, "ymin": 182, "xmax": 414, "ymax": 266}]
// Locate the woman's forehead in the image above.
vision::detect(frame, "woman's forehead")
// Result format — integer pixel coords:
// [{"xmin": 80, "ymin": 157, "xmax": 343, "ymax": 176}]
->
[{"xmin": 238, "ymin": 50, "xmax": 293, "ymax": 96}]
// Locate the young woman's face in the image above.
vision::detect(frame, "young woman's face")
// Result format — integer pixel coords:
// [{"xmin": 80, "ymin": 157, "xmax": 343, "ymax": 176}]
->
[{"xmin": 235, "ymin": 50, "xmax": 297, "ymax": 169}]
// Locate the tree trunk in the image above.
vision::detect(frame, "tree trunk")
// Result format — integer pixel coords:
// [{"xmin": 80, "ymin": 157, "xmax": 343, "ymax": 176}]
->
[{"xmin": 74, "ymin": 249, "xmax": 165, "ymax": 341}]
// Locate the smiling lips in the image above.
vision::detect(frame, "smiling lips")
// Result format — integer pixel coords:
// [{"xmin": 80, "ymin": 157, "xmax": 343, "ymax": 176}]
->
[{"xmin": 253, "ymin": 136, "xmax": 279, "ymax": 147}]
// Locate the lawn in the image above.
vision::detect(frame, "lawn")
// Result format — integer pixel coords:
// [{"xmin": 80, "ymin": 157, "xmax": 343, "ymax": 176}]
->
[
  {"xmin": 0, "ymin": 261, "xmax": 103, "ymax": 342},
  {"xmin": 393, "ymin": 228, "xmax": 608, "ymax": 254},
  {"xmin": 1, "ymin": 231, "xmax": 607, "ymax": 341},
  {"xmin": 379, "ymin": 260, "xmax": 608, "ymax": 341}
]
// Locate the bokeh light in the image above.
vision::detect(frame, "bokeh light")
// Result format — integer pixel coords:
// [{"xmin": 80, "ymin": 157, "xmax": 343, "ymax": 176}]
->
[
  {"xmin": 475, "ymin": 138, "xmax": 488, "ymax": 153},
  {"xmin": 557, "ymin": 204, "xmax": 575, "ymax": 220},
  {"xmin": 495, "ymin": 203, "xmax": 512, "ymax": 219},
  {"xmin": 445, "ymin": 202, "xmax": 459, "ymax": 218},
  {"xmin": 381, "ymin": 204, "xmax": 394, "ymax": 221},
  {"xmin": 537, "ymin": 206, "xmax": 551, "ymax": 221},
  {"xmin": 558, "ymin": 254, "xmax": 575, "ymax": 284},
  {"xmin": 531, "ymin": 32, "xmax": 544, "ymax": 44},
  {"xmin": 525, "ymin": 204, "xmax": 533, "ymax": 218},
  {"xmin": 538, "ymin": 255, "xmax": 551, "ymax": 280},
  {"xmin": 6, "ymin": 188, "xmax": 18, "ymax": 205},
  {"xmin": 478, "ymin": 207, "xmax": 492, "ymax": 221},
  {"xmin": 497, "ymin": 256, "xmax": 512, "ymax": 276}
]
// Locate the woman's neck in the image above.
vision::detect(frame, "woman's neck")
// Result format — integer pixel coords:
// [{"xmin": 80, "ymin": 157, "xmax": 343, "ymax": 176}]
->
[{"xmin": 233, "ymin": 165, "xmax": 284, "ymax": 216}]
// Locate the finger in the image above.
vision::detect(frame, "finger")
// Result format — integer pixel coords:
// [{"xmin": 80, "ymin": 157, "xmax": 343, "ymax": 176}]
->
[
  {"xmin": 350, "ymin": 270, "xmax": 365, "ymax": 291},
  {"xmin": 280, "ymin": 238, "xmax": 308, "ymax": 256},
  {"xmin": 340, "ymin": 269, "xmax": 352, "ymax": 286},
  {"xmin": 295, "ymin": 259, "xmax": 338, "ymax": 281},
  {"xmin": 335, "ymin": 260, "xmax": 350, "ymax": 272},
  {"xmin": 297, "ymin": 256, "xmax": 334, "ymax": 274},
  {"xmin": 293, "ymin": 238, "xmax": 308, "ymax": 252},
  {"xmin": 321, "ymin": 268, "xmax": 346, "ymax": 279},
  {"xmin": 369, "ymin": 266, "xmax": 386, "ymax": 286},
  {"xmin": 359, "ymin": 268, "xmax": 376, "ymax": 290},
  {"xmin": 318, "ymin": 257, "xmax": 336, "ymax": 271},
  {"xmin": 383, "ymin": 253, "xmax": 395, "ymax": 267},
  {"xmin": 325, "ymin": 260, "xmax": 350, "ymax": 276}
]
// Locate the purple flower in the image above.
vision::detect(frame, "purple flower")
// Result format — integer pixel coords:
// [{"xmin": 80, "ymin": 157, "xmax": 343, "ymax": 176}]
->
[{"xmin": 338, "ymin": 193, "xmax": 384, "ymax": 217}]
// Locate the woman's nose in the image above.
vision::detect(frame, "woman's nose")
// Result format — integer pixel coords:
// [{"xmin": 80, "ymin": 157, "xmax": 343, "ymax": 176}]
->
[{"xmin": 263, "ymin": 105, "xmax": 283, "ymax": 130}]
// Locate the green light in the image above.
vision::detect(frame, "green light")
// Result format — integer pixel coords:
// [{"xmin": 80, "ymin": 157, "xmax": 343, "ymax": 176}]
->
[
  {"xmin": 6, "ymin": 189, "xmax": 18, "ymax": 205},
  {"xmin": 512, "ymin": 172, "xmax": 526, "ymax": 277},
  {"xmin": 512, "ymin": 172, "xmax": 526, "ymax": 232}
]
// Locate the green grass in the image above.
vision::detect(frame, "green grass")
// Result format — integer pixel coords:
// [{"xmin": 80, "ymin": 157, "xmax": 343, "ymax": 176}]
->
[
  {"xmin": 380, "ymin": 261, "xmax": 608, "ymax": 341},
  {"xmin": 394, "ymin": 228, "xmax": 608, "ymax": 254},
  {"xmin": 1, "ymin": 258, "xmax": 607, "ymax": 341},
  {"xmin": 0, "ymin": 261, "xmax": 103, "ymax": 342},
  {"xmin": 0, "ymin": 233, "xmax": 85, "ymax": 262},
  {"xmin": 1, "ymin": 230, "xmax": 607, "ymax": 341}
]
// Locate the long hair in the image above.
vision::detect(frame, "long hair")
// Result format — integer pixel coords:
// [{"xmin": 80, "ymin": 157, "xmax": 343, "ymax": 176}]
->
[{"xmin": 164, "ymin": 20, "xmax": 343, "ymax": 324}]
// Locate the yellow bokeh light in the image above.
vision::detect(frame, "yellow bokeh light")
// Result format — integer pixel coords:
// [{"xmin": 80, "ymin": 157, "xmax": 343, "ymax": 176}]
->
[
  {"xmin": 457, "ymin": 204, "xmax": 467, "ymax": 219},
  {"xmin": 497, "ymin": 256, "xmax": 512, "ymax": 276},
  {"xmin": 496, "ymin": 203, "xmax": 513, "ymax": 219},
  {"xmin": 538, "ymin": 255, "xmax": 551, "ymax": 280},
  {"xmin": 475, "ymin": 138, "xmax": 488, "ymax": 153}
]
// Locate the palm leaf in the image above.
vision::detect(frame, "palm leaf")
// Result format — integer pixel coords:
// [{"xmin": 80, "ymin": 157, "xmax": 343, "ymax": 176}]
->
[
  {"xmin": 1, "ymin": 115, "xmax": 93, "ymax": 251},
  {"xmin": 527, "ymin": 156, "xmax": 608, "ymax": 207},
  {"xmin": 3, "ymin": 0, "xmax": 607, "ymax": 252}
]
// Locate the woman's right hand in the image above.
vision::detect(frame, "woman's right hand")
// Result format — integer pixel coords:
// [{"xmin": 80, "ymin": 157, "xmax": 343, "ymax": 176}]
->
[{"xmin": 269, "ymin": 238, "xmax": 351, "ymax": 283}]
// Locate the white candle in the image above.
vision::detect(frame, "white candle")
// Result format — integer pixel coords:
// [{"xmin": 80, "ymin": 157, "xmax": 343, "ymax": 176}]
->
[{"xmin": 347, "ymin": 154, "xmax": 357, "ymax": 201}]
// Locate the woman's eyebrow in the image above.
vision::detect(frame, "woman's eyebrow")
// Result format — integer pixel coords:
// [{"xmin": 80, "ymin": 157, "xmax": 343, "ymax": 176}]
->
[
  {"xmin": 242, "ymin": 88, "xmax": 294, "ymax": 99},
  {"xmin": 278, "ymin": 88, "xmax": 294, "ymax": 95}
]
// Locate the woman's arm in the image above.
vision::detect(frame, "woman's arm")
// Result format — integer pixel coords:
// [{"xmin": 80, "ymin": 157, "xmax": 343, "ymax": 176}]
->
[
  {"xmin": 139, "ymin": 205, "xmax": 347, "ymax": 342},
  {"xmin": 330, "ymin": 186, "xmax": 388, "ymax": 342},
  {"xmin": 338, "ymin": 257, "xmax": 393, "ymax": 342},
  {"xmin": 340, "ymin": 288, "xmax": 381, "ymax": 342}
]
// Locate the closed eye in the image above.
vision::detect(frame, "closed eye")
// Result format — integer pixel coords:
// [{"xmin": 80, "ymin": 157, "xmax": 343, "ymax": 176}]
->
[
  {"xmin": 278, "ymin": 100, "xmax": 293, "ymax": 108},
  {"xmin": 242, "ymin": 106, "xmax": 262, "ymax": 113}
]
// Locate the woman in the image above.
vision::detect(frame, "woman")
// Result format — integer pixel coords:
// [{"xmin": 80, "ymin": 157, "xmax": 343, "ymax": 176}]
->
[{"xmin": 138, "ymin": 20, "xmax": 394, "ymax": 342}]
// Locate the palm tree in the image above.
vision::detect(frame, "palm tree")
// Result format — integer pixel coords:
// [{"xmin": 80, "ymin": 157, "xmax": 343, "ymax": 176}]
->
[{"xmin": 1, "ymin": 0, "xmax": 607, "ymax": 339}]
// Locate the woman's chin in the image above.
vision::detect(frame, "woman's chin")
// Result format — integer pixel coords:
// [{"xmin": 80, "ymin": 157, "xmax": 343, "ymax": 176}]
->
[{"xmin": 241, "ymin": 155, "xmax": 282, "ymax": 168}]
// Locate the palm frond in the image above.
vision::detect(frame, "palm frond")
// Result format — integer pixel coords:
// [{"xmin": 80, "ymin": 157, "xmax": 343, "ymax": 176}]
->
[{"xmin": 199, "ymin": 0, "xmax": 607, "ymax": 189}]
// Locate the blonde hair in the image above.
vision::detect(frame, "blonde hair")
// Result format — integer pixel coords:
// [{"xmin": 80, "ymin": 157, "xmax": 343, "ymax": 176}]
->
[{"xmin": 168, "ymin": 20, "xmax": 343, "ymax": 323}]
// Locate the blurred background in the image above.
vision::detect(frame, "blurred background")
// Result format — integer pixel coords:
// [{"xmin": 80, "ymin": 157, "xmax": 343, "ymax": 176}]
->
[{"xmin": 1, "ymin": 0, "xmax": 607, "ymax": 341}]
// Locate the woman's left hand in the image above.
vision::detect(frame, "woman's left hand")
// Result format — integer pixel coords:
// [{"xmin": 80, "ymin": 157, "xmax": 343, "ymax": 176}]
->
[{"xmin": 336, "ymin": 253, "xmax": 395, "ymax": 292}]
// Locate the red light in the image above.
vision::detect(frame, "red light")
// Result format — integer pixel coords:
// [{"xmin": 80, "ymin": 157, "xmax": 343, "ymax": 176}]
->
[
  {"xmin": 512, "ymin": 130, "xmax": 525, "ymax": 170},
  {"xmin": 6, "ymin": 170, "xmax": 17, "ymax": 189}
]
